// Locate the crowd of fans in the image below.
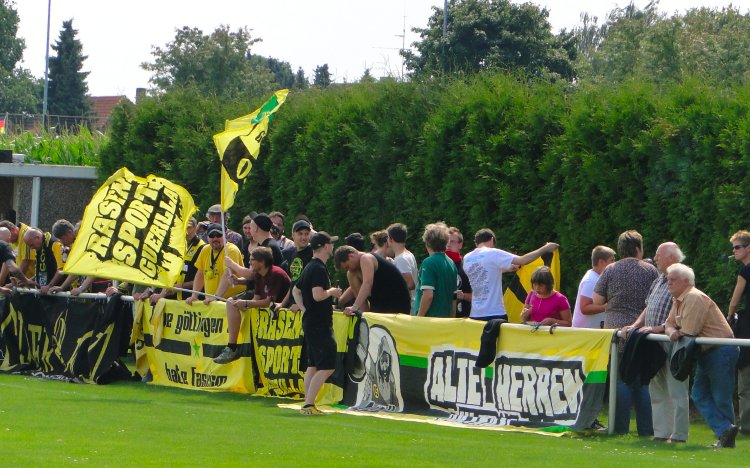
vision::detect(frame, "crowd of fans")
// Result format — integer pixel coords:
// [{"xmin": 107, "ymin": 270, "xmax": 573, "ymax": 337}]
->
[{"xmin": 0, "ymin": 209, "xmax": 747, "ymax": 442}]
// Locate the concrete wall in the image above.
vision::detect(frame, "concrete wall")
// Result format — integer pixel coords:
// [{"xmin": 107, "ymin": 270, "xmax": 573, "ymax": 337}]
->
[{"xmin": 10, "ymin": 177, "xmax": 98, "ymax": 231}]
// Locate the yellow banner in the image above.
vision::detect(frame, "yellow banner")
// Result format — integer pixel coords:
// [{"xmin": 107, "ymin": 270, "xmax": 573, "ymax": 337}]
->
[
  {"xmin": 503, "ymin": 250, "xmax": 561, "ymax": 323},
  {"xmin": 64, "ymin": 167, "xmax": 196, "ymax": 288},
  {"xmin": 134, "ymin": 299, "xmax": 256, "ymax": 393},
  {"xmin": 343, "ymin": 314, "xmax": 612, "ymax": 430},
  {"xmin": 214, "ymin": 89, "xmax": 288, "ymax": 211}
]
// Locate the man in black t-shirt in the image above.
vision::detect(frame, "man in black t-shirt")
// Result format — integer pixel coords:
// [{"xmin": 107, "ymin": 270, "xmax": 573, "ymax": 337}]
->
[
  {"xmin": 250, "ymin": 213, "xmax": 285, "ymax": 267},
  {"xmin": 292, "ymin": 231, "xmax": 342, "ymax": 415},
  {"xmin": 280, "ymin": 219, "xmax": 314, "ymax": 309}
]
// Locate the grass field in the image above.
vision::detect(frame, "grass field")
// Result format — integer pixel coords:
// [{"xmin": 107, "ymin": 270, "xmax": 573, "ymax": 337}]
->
[{"xmin": 1, "ymin": 371, "xmax": 748, "ymax": 467}]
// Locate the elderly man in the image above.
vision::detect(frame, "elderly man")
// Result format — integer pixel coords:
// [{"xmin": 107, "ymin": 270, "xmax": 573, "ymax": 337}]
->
[
  {"xmin": 463, "ymin": 228, "xmax": 558, "ymax": 321},
  {"xmin": 334, "ymin": 245, "xmax": 411, "ymax": 314},
  {"xmin": 665, "ymin": 263, "xmax": 738, "ymax": 448},
  {"xmin": 23, "ymin": 227, "xmax": 64, "ymax": 291},
  {"xmin": 593, "ymin": 230, "xmax": 658, "ymax": 436},
  {"xmin": 622, "ymin": 242, "xmax": 689, "ymax": 443}
]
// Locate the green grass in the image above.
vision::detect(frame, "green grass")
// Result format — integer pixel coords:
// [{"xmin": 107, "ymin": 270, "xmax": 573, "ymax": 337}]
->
[{"xmin": 0, "ymin": 372, "xmax": 746, "ymax": 467}]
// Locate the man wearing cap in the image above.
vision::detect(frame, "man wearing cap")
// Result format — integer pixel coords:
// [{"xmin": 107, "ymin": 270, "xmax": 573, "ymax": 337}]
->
[
  {"xmin": 214, "ymin": 246, "xmax": 291, "ymax": 364},
  {"xmin": 279, "ymin": 219, "xmax": 314, "ymax": 309},
  {"xmin": 186, "ymin": 223, "xmax": 244, "ymax": 304},
  {"xmin": 292, "ymin": 231, "xmax": 343, "ymax": 415},
  {"xmin": 249, "ymin": 213, "xmax": 285, "ymax": 267},
  {"xmin": 200, "ymin": 204, "xmax": 242, "ymax": 249},
  {"xmin": 334, "ymin": 245, "xmax": 411, "ymax": 314}
]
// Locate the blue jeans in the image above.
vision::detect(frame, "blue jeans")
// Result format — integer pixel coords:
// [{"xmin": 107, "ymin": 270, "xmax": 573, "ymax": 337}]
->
[
  {"xmin": 692, "ymin": 345, "xmax": 739, "ymax": 438},
  {"xmin": 615, "ymin": 376, "xmax": 653, "ymax": 435}
]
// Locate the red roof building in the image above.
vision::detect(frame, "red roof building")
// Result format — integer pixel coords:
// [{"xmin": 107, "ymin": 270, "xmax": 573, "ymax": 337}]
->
[{"xmin": 88, "ymin": 95, "xmax": 132, "ymax": 131}]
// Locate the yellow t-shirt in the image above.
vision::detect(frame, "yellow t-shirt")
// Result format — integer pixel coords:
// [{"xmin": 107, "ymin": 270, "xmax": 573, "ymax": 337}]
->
[
  {"xmin": 194, "ymin": 242, "xmax": 244, "ymax": 297},
  {"xmin": 13, "ymin": 223, "xmax": 36, "ymax": 278}
]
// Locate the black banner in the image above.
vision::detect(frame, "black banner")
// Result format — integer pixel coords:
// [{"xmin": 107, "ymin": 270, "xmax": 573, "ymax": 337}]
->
[{"xmin": 0, "ymin": 294, "xmax": 132, "ymax": 383}]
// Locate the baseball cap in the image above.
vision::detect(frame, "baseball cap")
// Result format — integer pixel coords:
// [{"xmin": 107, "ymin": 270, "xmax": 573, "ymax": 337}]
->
[
  {"xmin": 253, "ymin": 213, "xmax": 274, "ymax": 232},
  {"xmin": 206, "ymin": 223, "xmax": 223, "ymax": 236},
  {"xmin": 207, "ymin": 204, "xmax": 222, "ymax": 214},
  {"xmin": 310, "ymin": 231, "xmax": 338, "ymax": 250},
  {"xmin": 345, "ymin": 232, "xmax": 365, "ymax": 251},
  {"xmin": 292, "ymin": 219, "xmax": 312, "ymax": 232}
]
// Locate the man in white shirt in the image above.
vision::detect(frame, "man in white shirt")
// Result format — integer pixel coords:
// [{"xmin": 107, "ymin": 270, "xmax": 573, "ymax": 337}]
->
[
  {"xmin": 463, "ymin": 228, "xmax": 558, "ymax": 321},
  {"xmin": 387, "ymin": 223, "xmax": 419, "ymax": 309},
  {"xmin": 572, "ymin": 245, "xmax": 616, "ymax": 329}
]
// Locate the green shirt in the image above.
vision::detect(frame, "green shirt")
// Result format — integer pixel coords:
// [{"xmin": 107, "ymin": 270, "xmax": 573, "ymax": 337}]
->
[{"xmin": 413, "ymin": 252, "xmax": 457, "ymax": 317}]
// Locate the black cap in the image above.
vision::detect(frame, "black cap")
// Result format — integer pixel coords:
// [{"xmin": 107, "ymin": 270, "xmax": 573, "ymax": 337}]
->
[
  {"xmin": 310, "ymin": 231, "xmax": 339, "ymax": 250},
  {"xmin": 345, "ymin": 232, "xmax": 365, "ymax": 251},
  {"xmin": 292, "ymin": 219, "xmax": 312, "ymax": 232},
  {"xmin": 253, "ymin": 214, "xmax": 273, "ymax": 232},
  {"xmin": 206, "ymin": 223, "xmax": 223, "ymax": 236}
]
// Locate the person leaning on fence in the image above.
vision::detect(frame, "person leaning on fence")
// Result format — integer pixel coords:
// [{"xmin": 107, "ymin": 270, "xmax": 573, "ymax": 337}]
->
[
  {"xmin": 621, "ymin": 242, "xmax": 689, "ymax": 443},
  {"xmin": 292, "ymin": 231, "xmax": 343, "ymax": 415},
  {"xmin": 728, "ymin": 230, "xmax": 750, "ymax": 435},
  {"xmin": 0, "ymin": 220, "xmax": 36, "ymax": 284},
  {"xmin": 214, "ymin": 246, "xmax": 291, "ymax": 364},
  {"xmin": 334, "ymin": 245, "xmax": 411, "ymax": 315},
  {"xmin": 0, "ymin": 230, "xmax": 36, "ymax": 296},
  {"xmin": 22, "ymin": 228, "xmax": 63, "ymax": 294},
  {"xmin": 520, "ymin": 266, "xmax": 571, "ymax": 327},
  {"xmin": 665, "ymin": 263, "xmax": 739, "ymax": 448}
]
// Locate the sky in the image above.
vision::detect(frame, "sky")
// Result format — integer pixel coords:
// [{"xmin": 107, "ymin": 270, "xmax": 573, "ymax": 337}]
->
[{"xmin": 13, "ymin": 0, "xmax": 750, "ymax": 101}]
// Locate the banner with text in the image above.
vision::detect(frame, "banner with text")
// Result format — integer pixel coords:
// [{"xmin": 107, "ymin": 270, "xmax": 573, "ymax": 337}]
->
[
  {"xmin": 250, "ymin": 308, "xmax": 351, "ymax": 404},
  {"xmin": 340, "ymin": 314, "xmax": 613, "ymax": 431},
  {"xmin": 0, "ymin": 294, "xmax": 131, "ymax": 383},
  {"xmin": 134, "ymin": 299, "xmax": 256, "ymax": 393}
]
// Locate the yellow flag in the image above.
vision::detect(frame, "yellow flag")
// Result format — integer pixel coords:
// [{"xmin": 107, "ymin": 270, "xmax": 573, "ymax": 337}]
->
[
  {"xmin": 64, "ymin": 167, "xmax": 197, "ymax": 288},
  {"xmin": 502, "ymin": 250, "xmax": 561, "ymax": 323},
  {"xmin": 213, "ymin": 89, "xmax": 289, "ymax": 211}
]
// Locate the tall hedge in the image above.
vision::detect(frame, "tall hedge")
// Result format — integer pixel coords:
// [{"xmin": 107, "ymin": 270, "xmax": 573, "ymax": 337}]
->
[{"xmin": 99, "ymin": 75, "xmax": 750, "ymax": 307}]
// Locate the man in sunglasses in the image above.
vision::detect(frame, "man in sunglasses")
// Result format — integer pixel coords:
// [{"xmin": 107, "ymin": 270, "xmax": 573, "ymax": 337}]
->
[
  {"xmin": 186, "ymin": 223, "xmax": 244, "ymax": 304},
  {"xmin": 729, "ymin": 230, "xmax": 750, "ymax": 436}
]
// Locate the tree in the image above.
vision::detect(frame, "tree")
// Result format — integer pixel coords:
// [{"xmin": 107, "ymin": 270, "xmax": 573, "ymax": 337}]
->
[
  {"xmin": 47, "ymin": 19, "xmax": 91, "ymax": 125},
  {"xmin": 294, "ymin": 67, "xmax": 309, "ymax": 89},
  {"xmin": 0, "ymin": 0, "xmax": 40, "ymax": 113},
  {"xmin": 403, "ymin": 0, "xmax": 577, "ymax": 80},
  {"xmin": 313, "ymin": 64, "xmax": 332, "ymax": 88},
  {"xmin": 358, "ymin": 68, "xmax": 377, "ymax": 84},
  {"xmin": 142, "ymin": 25, "xmax": 275, "ymax": 100}
]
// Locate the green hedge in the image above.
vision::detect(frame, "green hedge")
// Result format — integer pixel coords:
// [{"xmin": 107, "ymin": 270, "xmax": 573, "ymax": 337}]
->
[{"xmin": 98, "ymin": 76, "xmax": 750, "ymax": 306}]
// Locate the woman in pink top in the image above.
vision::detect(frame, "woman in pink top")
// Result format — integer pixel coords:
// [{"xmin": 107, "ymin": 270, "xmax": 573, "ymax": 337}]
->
[{"xmin": 520, "ymin": 266, "xmax": 572, "ymax": 326}]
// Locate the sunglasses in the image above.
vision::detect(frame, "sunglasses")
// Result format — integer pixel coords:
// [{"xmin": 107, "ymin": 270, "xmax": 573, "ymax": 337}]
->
[
  {"xmin": 208, "ymin": 232, "xmax": 223, "ymax": 239},
  {"xmin": 734, "ymin": 244, "xmax": 747, "ymax": 251}
]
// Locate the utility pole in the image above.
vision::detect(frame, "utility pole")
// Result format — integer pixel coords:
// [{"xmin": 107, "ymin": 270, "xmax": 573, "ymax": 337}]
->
[{"xmin": 42, "ymin": 0, "xmax": 52, "ymax": 129}]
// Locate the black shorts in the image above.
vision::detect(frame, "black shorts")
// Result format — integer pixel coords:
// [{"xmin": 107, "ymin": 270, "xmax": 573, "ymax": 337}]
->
[{"xmin": 303, "ymin": 326, "xmax": 337, "ymax": 370}]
